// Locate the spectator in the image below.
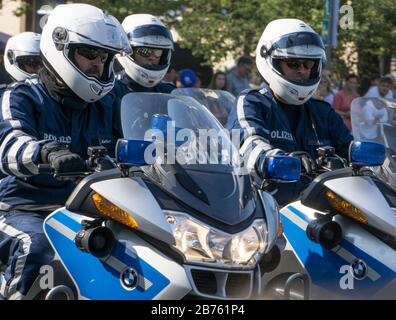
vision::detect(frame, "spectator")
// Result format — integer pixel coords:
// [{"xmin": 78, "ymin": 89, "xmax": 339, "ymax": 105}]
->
[
  {"xmin": 359, "ymin": 99, "xmax": 389, "ymax": 141},
  {"xmin": 226, "ymin": 55, "xmax": 252, "ymax": 96},
  {"xmin": 332, "ymin": 74, "xmax": 359, "ymax": 131},
  {"xmin": 314, "ymin": 74, "xmax": 336, "ymax": 105},
  {"xmin": 208, "ymin": 71, "xmax": 227, "ymax": 90},
  {"xmin": 365, "ymin": 76, "xmax": 394, "ymax": 99}
]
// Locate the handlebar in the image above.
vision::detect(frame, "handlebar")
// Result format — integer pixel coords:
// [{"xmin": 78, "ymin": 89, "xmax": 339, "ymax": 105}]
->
[{"xmin": 37, "ymin": 153, "xmax": 118, "ymax": 180}]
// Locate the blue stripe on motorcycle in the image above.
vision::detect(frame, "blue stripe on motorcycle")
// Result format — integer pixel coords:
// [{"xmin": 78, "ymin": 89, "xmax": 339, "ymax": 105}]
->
[
  {"xmin": 281, "ymin": 206, "xmax": 396, "ymax": 298},
  {"xmin": 44, "ymin": 209, "xmax": 170, "ymax": 300}
]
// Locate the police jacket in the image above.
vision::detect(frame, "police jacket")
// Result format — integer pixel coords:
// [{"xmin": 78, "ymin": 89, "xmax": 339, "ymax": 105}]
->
[
  {"xmin": 0, "ymin": 78, "xmax": 117, "ymax": 213},
  {"xmin": 227, "ymin": 86, "xmax": 353, "ymax": 178}
]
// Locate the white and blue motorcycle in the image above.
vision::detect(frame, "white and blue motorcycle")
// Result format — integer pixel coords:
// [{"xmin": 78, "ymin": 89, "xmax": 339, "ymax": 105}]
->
[
  {"xmin": 266, "ymin": 97, "xmax": 396, "ymax": 299},
  {"xmin": 27, "ymin": 92, "xmax": 302, "ymax": 300}
]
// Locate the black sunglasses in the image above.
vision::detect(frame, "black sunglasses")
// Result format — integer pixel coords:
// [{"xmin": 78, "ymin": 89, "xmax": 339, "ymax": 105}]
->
[
  {"xmin": 282, "ymin": 59, "xmax": 316, "ymax": 70},
  {"xmin": 76, "ymin": 46, "xmax": 109, "ymax": 63},
  {"xmin": 135, "ymin": 47, "xmax": 164, "ymax": 58}
]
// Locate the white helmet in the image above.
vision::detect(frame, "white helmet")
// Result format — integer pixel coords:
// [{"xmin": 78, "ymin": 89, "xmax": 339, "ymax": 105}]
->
[
  {"xmin": 4, "ymin": 32, "xmax": 42, "ymax": 81},
  {"xmin": 40, "ymin": 3, "xmax": 131, "ymax": 102},
  {"xmin": 256, "ymin": 19, "xmax": 325, "ymax": 105},
  {"xmin": 117, "ymin": 14, "xmax": 174, "ymax": 87}
]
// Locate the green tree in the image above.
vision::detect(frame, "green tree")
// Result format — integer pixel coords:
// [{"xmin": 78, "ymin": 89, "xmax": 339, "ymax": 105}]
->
[
  {"xmin": 334, "ymin": 0, "xmax": 396, "ymax": 93},
  {"xmin": 83, "ymin": 0, "xmax": 185, "ymax": 22}
]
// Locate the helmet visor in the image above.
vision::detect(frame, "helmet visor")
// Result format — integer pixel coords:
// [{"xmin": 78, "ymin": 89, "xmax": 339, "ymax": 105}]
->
[
  {"xmin": 268, "ymin": 32, "xmax": 325, "ymax": 59},
  {"xmin": 128, "ymin": 24, "xmax": 173, "ymax": 49},
  {"xmin": 16, "ymin": 55, "xmax": 43, "ymax": 74}
]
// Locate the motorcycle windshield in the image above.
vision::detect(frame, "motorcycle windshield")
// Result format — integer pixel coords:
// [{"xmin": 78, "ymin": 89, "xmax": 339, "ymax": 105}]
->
[
  {"xmin": 351, "ymin": 97, "xmax": 396, "ymax": 153},
  {"xmin": 172, "ymin": 88, "xmax": 235, "ymax": 126},
  {"xmin": 120, "ymin": 92, "xmax": 256, "ymax": 226},
  {"xmin": 351, "ymin": 97, "xmax": 396, "ymax": 188}
]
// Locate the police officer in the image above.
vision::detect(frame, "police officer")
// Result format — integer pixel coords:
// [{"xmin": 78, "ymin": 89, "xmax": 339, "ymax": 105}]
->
[
  {"xmin": 114, "ymin": 14, "xmax": 175, "ymax": 96},
  {"xmin": 228, "ymin": 19, "xmax": 353, "ymax": 205},
  {"xmin": 0, "ymin": 4, "xmax": 130, "ymax": 299},
  {"xmin": 4, "ymin": 32, "xmax": 43, "ymax": 82},
  {"xmin": 112, "ymin": 14, "xmax": 175, "ymax": 138},
  {"xmin": 0, "ymin": 32, "xmax": 42, "ymax": 96}
]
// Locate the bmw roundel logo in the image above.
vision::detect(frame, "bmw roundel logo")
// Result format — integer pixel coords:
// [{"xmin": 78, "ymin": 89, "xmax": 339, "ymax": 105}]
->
[
  {"xmin": 351, "ymin": 259, "xmax": 368, "ymax": 280},
  {"xmin": 121, "ymin": 268, "xmax": 138, "ymax": 290}
]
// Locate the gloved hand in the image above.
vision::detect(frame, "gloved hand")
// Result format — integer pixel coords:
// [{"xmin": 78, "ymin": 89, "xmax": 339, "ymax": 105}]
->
[
  {"xmin": 288, "ymin": 151, "xmax": 317, "ymax": 176},
  {"xmin": 41, "ymin": 141, "xmax": 85, "ymax": 173}
]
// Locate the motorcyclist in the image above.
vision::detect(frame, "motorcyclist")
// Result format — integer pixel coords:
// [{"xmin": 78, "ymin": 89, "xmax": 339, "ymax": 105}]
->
[
  {"xmin": 0, "ymin": 32, "xmax": 43, "ymax": 97},
  {"xmin": 114, "ymin": 14, "xmax": 175, "ymax": 95},
  {"xmin": 227, "ymin": 19, "xmax": 353, "ymax": 205},
  {"xmin": 112, "ymin": 14, "xmax": 175, "ymax": 138},
  {"xmin": 0, "ymin": 3, "xmax": 130, "ymax": 299},
  {"xmin": 3, "ymin": 32, "xmax": 42, "ymax": 82}
]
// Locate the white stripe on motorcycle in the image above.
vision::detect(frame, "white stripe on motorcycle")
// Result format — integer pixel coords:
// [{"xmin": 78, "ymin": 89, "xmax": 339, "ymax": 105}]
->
[
  {"xmin": 47, "ymin": 216, "xmax": 153, "ymax": 291},
  {"xmin": 281, "ymin": 207, "xmax": 308, "ymax": 230},
  {"xmin": 282, "ymin": 206, "xmax": 382, "ymax": 282},
  {"xmin": 46, "ymin": 217, "xmax": 77, "ymax": 241}
]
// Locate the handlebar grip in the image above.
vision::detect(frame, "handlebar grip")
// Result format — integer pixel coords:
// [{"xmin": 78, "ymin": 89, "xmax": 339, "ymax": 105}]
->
[{"xmin": 38, "ymin": 164, "xmax": 52, "ymax": 174}]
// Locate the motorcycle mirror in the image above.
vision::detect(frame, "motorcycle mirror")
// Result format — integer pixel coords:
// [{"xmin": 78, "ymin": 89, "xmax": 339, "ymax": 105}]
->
[
  {"xmin": 115, "ymin": 139, "xmax": 156, "ymax": 166},
  {"xmin": 263, "ymin": 156, "xmax": 301, "ymax": 182},
  {"xmin": 349, "ymin": 141, "xmax": 385, "ymax": 167}
]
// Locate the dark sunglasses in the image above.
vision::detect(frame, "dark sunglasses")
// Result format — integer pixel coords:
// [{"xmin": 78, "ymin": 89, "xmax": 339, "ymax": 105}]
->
[
  {"xmin": 282, "ymin": 59, "xmax": 316, "ymax": 70},
  {"xmin": 76, "ymin": 46, "xmax": 109, "ymax": 63},
  {"xmin": 16, "ymin": 55, "xmax": 43, "ymax": 68},
  {"xmin": 135, "ymin": 47, "xmax": 164, "ymax": 58}
]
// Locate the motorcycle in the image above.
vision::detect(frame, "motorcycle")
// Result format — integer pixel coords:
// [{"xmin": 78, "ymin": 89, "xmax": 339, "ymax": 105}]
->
[
  {"xmin": 172, "ymin": 88, "xmax": 235, "ymax": 126},
  {"xmin": 265, "ymin": 97, "xmax": 396, "ymax": 299},
  {"xmin": 24, "ymin": 92, "xmax": 301, "ymax": 300}
]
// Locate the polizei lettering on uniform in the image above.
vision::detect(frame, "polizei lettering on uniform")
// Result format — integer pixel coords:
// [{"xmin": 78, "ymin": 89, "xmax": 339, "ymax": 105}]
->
[
  {"xmin": 43, "ymin": 133, "xmax": 72, "ymax": 144},
  {"xmin": 270, "ymin": 130, "xmax": 294, "ymax": 142}
]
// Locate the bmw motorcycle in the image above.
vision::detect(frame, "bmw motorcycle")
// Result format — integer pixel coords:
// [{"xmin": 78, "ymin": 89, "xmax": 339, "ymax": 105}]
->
[
  {"xmin": 25, "ymin": 92, "xmax": 301, "ymax": 300},
  {"xmin": 266, "ymin": 97, "xmax": 396, "ymax": 299}
]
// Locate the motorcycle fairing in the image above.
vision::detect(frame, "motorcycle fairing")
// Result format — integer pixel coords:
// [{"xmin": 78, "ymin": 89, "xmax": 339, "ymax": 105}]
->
[
  {"xmin": 281, "ymin": 202, "xmax": 396, "ymax": 298},
  {"xmin": 44, "ymin": 208, "xmax": 171, "ymax": 300}
]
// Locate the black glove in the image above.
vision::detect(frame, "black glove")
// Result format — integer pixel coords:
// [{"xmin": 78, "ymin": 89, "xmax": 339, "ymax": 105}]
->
[
  {"xmin": 289, "ymin": 151, "xmax": 317, "ymax": 175},
  {"xmin": 41, "ymin": 142, "xmax": 85, "ymax": 173}
]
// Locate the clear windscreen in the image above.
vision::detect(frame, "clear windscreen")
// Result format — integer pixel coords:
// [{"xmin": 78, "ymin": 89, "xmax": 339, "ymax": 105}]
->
[
  {"xmin": 120, "ymin": 92, "xmax": 241, "ymax": 169},
  {"xmin": 351, "ymin": 97, "xmax": 396, "ymax": 154},
  {"xmin": 172, "ymin": 88, "xmax": 235, "ymax": 126}
]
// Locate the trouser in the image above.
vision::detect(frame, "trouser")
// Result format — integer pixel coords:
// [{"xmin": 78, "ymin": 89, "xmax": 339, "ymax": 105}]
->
[{"xmin": 0, "ymin": 210, "xmax": 54, "ymax": 300}]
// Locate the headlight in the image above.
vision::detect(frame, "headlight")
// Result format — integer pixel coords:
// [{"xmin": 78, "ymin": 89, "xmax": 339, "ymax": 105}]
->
[{"xmin": 165, "ymin": 211, "xmax": 268, "ymax": 267}]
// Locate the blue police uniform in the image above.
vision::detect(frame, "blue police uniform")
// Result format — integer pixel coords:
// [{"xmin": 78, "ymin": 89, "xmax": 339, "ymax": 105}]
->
[
  {"xmin": 0, "ymin": 77, "xmax": 117, "ymax": 299},
  {"xmin": 228, "ymin": 86, "xmax": 353, "ymax": 205}
]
